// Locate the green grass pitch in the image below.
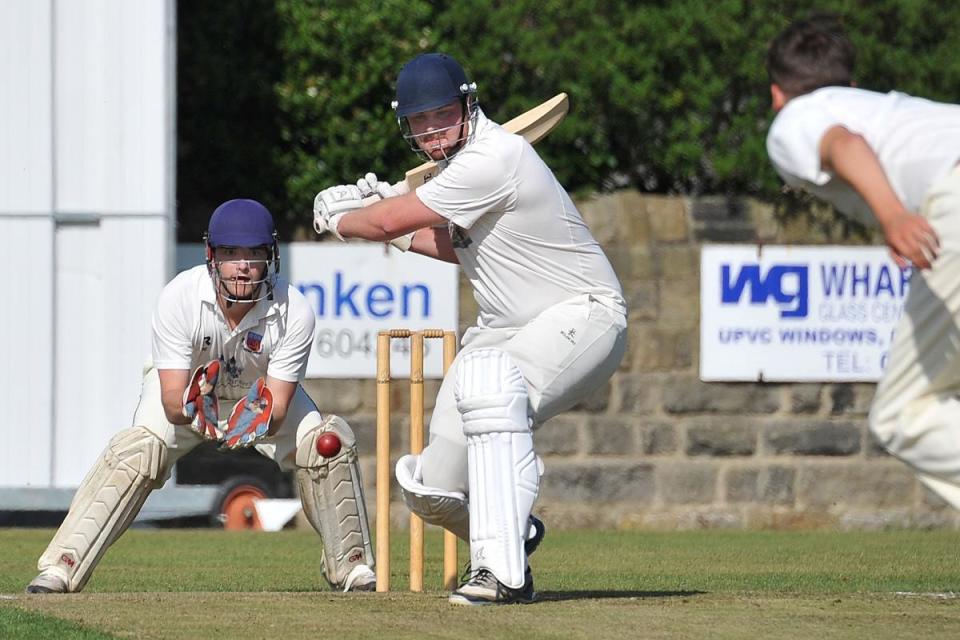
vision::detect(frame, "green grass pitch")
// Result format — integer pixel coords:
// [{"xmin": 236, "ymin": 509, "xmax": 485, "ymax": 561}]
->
[{"xmin": 2, "ymin": 528, "xmax": 959, "ymax": 639}]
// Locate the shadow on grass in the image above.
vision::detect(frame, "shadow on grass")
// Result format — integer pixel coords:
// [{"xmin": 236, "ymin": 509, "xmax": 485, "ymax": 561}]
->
[{"xmin": 535, "ymin": 590, "xmax": 705, "ymax": 602}]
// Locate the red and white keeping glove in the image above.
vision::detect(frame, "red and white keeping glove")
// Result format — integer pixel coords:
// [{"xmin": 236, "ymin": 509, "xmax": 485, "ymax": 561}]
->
[
  {"xmin": 221, "ymin": 378, "xmax": 274, "ymax": 450},
  {"xmin": 182, "ymin": 360, "xmax": 222, "ymax": 440}
]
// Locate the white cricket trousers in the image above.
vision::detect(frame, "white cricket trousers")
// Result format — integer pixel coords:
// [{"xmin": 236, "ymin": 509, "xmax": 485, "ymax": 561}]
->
[
  {"xmin": 419, "ymin": 293, "xmax": 628, "ymax": 494},
  {"xmin": 870, "ymin": 167, "xmax": 960, "ymax": 508}
]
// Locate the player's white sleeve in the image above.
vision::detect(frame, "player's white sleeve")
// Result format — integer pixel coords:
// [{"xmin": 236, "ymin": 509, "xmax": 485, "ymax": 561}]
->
[
  {"xmin": 266, "ymin": 286, "xmax": 315, "ymax": 383},
  {"xmin": 767, "ymin": 103, "xmax": 841, "ymax": 187},
  {"xmin": 151, "ymin": 275, "xmax": 195, "ymax": 370},
  {"xmin": 416, "ymin": 137, "xmax": 517, "ymax": 229}
]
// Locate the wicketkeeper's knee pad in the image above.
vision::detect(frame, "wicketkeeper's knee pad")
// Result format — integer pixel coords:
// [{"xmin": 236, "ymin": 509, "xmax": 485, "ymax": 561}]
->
[
  {"xmin": 456, "ymin": 348, "xmax": 542, "ymax": 589},
  {"xmin": 395, "ymin": 454, "xmax": 469, "ymax": 540},
  {"xmin": 295, "ymin": 415, "xmax": 375, "ymax": 589},
  {"xmin": 37, "ymin": 426, "xmax": 168, "ymax": 592}
]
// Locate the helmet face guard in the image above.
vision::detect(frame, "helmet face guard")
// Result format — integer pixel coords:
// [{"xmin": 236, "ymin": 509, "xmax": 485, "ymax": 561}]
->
[
  {"xmin": 203, "ymin": 199, "xmax": 280, "ymax": 305},
  {"xmin": 205, "ymin": 241, "xmax": 279, "ymax": 304},
  {"xmin": 396, "ymin": 95, "xmax": 479, "ymax": 163}
]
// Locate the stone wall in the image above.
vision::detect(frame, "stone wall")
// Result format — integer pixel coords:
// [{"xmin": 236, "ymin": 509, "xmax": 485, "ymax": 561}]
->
[{"xmin": 302, "ymin": 190, "xmax": 959, "ymax": 531}]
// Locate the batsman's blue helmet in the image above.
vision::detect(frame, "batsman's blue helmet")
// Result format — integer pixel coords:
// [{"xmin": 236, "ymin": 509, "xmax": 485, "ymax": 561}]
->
[
  {"xmin": 392, "ymin": 53, "xmax": 477, "ymax": 117},
  {"xmin": 207, "ymin": 199, "xmax": 276, "ymax": 247}
]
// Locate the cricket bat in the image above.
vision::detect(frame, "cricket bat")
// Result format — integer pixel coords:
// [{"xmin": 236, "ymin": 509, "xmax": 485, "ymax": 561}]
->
[{"xmin": 363, "ymin": 93, "xmax": 569, "ymax": 204}]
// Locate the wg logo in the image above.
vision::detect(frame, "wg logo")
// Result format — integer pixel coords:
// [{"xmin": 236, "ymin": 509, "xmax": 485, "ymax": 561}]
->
[{"xmin": 720, "ymin": 264, "xmax": 809, "ymax": 319}]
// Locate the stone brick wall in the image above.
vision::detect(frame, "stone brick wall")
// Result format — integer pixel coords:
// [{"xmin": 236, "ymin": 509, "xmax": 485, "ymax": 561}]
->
[{"xmin": 302, "ymin": 190, "xmax": 959, "ymax": 531}]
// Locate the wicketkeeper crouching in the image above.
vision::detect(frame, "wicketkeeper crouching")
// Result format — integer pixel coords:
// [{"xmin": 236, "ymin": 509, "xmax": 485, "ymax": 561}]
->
[{"xmin": 26, "ymin": 199, "xmax": 377, "ymax": 594}]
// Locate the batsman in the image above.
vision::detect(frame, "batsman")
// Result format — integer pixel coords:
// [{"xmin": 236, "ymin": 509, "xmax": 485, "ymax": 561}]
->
[
  {"xmin": 313, "ymin": 53, "xmax": 627, "ymax": 604},
  {"xmin": 27, "ymin": 199, "xmax": 377, "ymax": 594}
]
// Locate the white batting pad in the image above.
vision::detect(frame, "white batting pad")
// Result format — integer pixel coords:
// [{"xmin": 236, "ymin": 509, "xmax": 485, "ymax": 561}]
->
[
  {"xmin": 296, "ymin": 415, "xmax": 375, "ymax": 588},
  {"xmin": 456, "ymin": 349, "xmax": 540, "ymax": 588},
  {"xmin": 396, "ymin": 454, "xmax": 469, "ymax": 540},
  {"xmin": 455, "ymin": 348, "xmax": 531, "ymax": 436},
  {"xmin": 37, "ymin": 427, "xmax": 167, "ymax": 592}
]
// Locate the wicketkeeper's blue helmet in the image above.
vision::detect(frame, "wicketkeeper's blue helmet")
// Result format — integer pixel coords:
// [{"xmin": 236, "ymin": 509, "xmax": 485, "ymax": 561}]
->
[{"xmin": 204, "ymin": 199, "xmax": 279, "ymax": 303}]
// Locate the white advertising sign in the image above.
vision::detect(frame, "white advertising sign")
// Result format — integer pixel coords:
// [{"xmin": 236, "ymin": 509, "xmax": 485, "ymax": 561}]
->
[
  {"xmin": 700, "ymin": 245, "xmax": 910, "ymax": 382},
  {"xmin": 288, "ymin": 244, "xmax": 459, "ymax": 378}
]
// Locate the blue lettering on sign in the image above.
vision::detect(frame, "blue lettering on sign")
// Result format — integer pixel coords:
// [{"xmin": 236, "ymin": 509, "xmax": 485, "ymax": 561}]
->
[
  {"xmin": 720, "ymin": 264, "xmax": 808, "ymax": 318},
  {"xmin": 820, "ymin": 263, "xmax": 910, "ymax": 298},
  {"xmin": 297, "ymin": 272, "xmax": 432, "ymax": 319}
]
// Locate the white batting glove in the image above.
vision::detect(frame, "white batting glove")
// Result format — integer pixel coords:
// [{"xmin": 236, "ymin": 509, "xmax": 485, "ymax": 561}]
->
[
  {"xmin": 313, "ymin": 184, "xmax": 364, "ymax": 240},
  {"xmin": 357, "ymin": 172, "xmax": 401, "ymax": 200},
  {"xmin": 356, "ymin": 172, "xmax": 381, "ymax": 198},
  {"xmin": 355, "ymin": 173, "xmax": 412, "ymax": 251}
]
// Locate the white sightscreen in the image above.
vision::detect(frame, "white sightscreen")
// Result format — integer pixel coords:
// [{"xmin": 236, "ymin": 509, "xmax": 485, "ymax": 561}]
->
[{"xmin": 0, "ymin": 0, "xmax": 173, "ymax": 489}]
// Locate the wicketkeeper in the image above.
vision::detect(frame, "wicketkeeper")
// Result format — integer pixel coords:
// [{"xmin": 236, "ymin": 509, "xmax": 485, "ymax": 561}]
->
[
  {"xmin": 27, "ymin": 199, "xmax": 376, "ymax": 594},
  {"xmin": 313, "ymin": 53, "xmax": 627, "ymax": 604}
]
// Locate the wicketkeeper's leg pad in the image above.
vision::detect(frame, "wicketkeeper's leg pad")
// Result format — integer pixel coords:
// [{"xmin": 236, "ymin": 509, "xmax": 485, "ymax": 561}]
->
[
  {"xmin": 295, "ymin": 415, "xmax": 375, "ymax": 589},
  {"xmin": 456, "ymin": 348, "xmax": 543, "ymax": 589},
  {"xmin": 35, "ymin": 426, "xmax": 168, "ymax": 592},
  {"xmin": 396, "ymin": 454, "xmax": 469, "ymax": 540}
]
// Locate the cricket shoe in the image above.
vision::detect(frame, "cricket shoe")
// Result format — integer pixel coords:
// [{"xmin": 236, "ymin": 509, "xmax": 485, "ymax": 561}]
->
[
  {"xmin": 26, "ymin": 570, "xmax": 68, "ymax": 594},
  {"xmin": 448, "ymin": 567, "xmax": 534, "ymax": 606},
  {"xmin": 341, "ymin": 564, "xmax": 376, "ymax": 592}
]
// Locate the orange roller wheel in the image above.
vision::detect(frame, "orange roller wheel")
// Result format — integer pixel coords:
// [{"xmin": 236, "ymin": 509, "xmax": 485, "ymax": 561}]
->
[{"xmin": 214, "ymin": 476, "xmax": 271, "ymax": 530}]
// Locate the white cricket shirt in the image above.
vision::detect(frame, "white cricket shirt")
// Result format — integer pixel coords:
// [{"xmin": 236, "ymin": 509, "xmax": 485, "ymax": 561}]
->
[
  {"xmin": 416, "ymin": 110, "xmax": 623, "ymax": 329},
  {"xmin": 767, "ymin": 86, "xmax": 960, "ymax": 226},
  {"xmin": 151, "ymin": 265, "xmax": 315, "ymax": 401}
]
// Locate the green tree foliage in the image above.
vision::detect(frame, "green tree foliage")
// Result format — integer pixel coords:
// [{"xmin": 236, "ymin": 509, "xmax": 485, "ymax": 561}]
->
[{"xmin": 176, "ymin": 1, "xmax": 960, "ymax": 239}]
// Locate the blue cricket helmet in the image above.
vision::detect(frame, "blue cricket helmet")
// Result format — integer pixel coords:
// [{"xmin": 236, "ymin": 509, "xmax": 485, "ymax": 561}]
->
[
  {"xmin": 207, "ymin": 199, "xmax": 276, "ymax": 247},
  {"xmin": 205, "ymin": 199, "xmax": 280, "ymax": 303},
  {"xmin": 392, "ymin": 53, "xmax": 476, "ymax": 117}
]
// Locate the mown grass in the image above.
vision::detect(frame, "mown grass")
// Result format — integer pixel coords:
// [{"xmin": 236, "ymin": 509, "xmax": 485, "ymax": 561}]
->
[{"xmin": 1, "ymin": 528, "xmax": 959, "ymax": 639}]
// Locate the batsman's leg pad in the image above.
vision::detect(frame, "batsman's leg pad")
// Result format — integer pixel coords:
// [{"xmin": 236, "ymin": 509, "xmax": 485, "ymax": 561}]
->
[
  {"xmin": 456, "ymin": 348, "xmax": 542, "ymax": 589},
  {"xmin": 296, "ymin": 415, "xmax": 375, "ymax": 589},
  {"xmin": 36, "ymin": 426, "xmax": 168, "ymax": 592},
  {"xmin": 396, "ymin": 454, "xmax": 469, "ymax": 540}
]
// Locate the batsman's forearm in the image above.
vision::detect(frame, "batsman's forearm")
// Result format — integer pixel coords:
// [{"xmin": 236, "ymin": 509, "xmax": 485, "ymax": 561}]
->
[
  {"xmin": 338, "ymin": 205, "xmax": 405, "ymax": 242},
  {"xmin": 409, "ymin": 228, "xmax": 459, "ymax": 263}
]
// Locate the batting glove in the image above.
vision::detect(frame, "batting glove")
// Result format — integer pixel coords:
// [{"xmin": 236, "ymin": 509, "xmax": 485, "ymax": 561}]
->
[
  {"xmin": 313, "ymin": 184, "xmax": 364, "ymax": 240},
  {"xmin": 356, "ymin": 173, "xmax": 413, "ymax": 251},
  {"xmin": 221, "ymin": 378, "xmax": 274, "ymax": 449},
  {"xmin": 182, "ymin": 360, "xmax": 222, "ymax": 440},
  {"xmin": 356, "ymin": 172, "xmax": 401, "ymax": 200}
]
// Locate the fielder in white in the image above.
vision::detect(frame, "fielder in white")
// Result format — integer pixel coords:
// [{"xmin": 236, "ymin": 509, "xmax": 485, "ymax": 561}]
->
[
  {"xmin": 766, "ymin": 18, "xmax": 960, "ymax": 509},
  {"xmin": 313, "ymin": 53, "xmax": 628, "ymax": 604},
  {"xmin": 27, "ymin": 199, "xmax": 377, "ymax": 594}
]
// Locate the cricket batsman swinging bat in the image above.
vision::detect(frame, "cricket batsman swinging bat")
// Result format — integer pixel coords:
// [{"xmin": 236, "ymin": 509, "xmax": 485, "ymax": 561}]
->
[{"xmin": 365, "ymin": 93, "xmax": 569, "ymax": 204}]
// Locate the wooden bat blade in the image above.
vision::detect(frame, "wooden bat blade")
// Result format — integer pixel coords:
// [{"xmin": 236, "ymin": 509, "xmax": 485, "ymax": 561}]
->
[
  {"xmin": 403, "ymin": 92, "xmax": 569, "ymax": 188},
  {"xmin": 500, "ymin": 92, "xmax": 569, "ymax": 145}
]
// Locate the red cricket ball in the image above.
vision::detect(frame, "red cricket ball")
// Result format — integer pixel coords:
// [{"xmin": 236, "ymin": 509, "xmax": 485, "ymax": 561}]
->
[{"xmin": 316, "ymin": 432, "xmax": 342, "ymax": 458}]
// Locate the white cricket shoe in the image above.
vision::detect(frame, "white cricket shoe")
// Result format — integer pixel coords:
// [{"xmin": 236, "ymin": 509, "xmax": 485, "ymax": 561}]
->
[
  {"xmin": 26, "ymin": 570, "xmax": 68, "ymax": 594},
  {"xmin": 448, "ymin": 567, "xmax": 534, "ymax": 606},
  {"xmin": 341, "ymin": 564, "xmax": 376, "ymax": 592}
]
